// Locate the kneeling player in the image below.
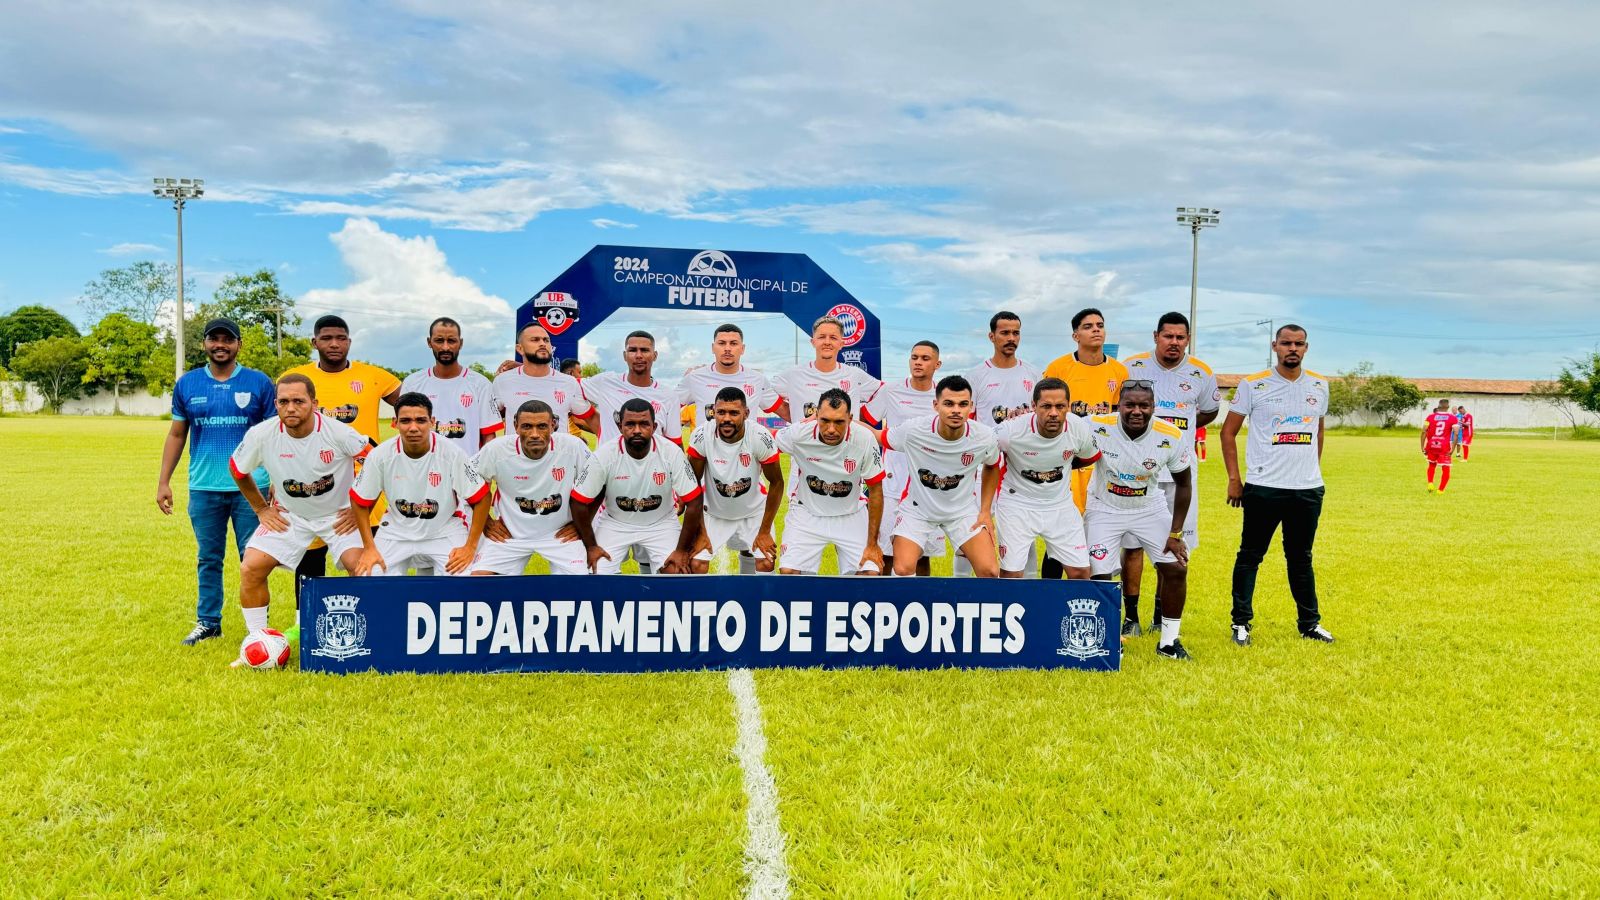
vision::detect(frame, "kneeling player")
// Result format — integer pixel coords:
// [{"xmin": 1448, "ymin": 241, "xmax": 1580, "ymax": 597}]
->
[
  {"xmin": 1084, "ymin": 381, "xmax": 1194, "ymax": 659},
  {"xmin": 470, "ymin": 400, "xmax": 593, "ymax": 575},
  {"xmin": 773, "ymin": 389, "xmax": 886, "ymax": 575},
  {"xmin": 348, "ymin": 392, "xmax": 491, "ymax": 575},
  {"xmin": 687, "ymin": 387, "xmax": 784, "ymax": 574},
  {"xmin": 570, "ymin": 398, "xmax": 703, "ymax": 574},
  {"xmin": 228, "ymin": 374, "xmax": 373, "ymax": 664},
  {"xmin": 883, "ymin": 375, "xmax": 1002, "ymax": 578},
  {"xmin": 994, "ymin": 377, "xmax": 1101, "ymax": 578}
]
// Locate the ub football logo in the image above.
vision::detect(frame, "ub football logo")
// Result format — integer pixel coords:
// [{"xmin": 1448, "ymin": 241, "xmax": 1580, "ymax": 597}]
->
[
  {"xmin": 310, "ymin": 594, "xmax": 370, "ymax": 661},
  {"xmin": 535, "ymin": 291, "xmax": 580, "ymax": 336}
]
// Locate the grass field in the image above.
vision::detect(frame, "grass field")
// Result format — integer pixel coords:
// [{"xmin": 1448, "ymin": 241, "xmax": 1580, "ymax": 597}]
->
[{"xmin": 3, "ymin": 416, "xmax": 1597, "ymax": 896}]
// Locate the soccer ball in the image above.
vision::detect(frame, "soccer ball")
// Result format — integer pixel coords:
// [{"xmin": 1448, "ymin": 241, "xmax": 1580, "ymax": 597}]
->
[{"xmin": 239, "ymin": 629, "xmax": 292, "ymax": 670}]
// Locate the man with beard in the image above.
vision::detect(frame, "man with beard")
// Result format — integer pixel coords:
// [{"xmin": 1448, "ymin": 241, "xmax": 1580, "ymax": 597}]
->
[
  {"xmin": 686, "ymin": 387, "xmax": 785, "ymax": 574},
  {"xmin": 470, "ymin": 400, "xmax": 593, "ymax": 576},
  {"xmin": 493, "ymin": 323, "xmax": 599, "ymax": 437},
  {"xmin": 962, "ymin": 311, "xmax": 1045, "ymax": 577},
  {"xmin": 401, "ymin": 317, "xmax": 501, "ymax": 453},
  {"xmin": 1084, "ymin": 381, "xmax": 1195, "ymax": 660},
  {"xmin": 677, "ymin": 323, "xmax": 783, "ymax": 429},
  {"xmin": 157, "ymin": 317, "xmax": 277, "ymax": 646},
  {"xmin": 773, "ymin": 389, "xmax": 886, "ymax": 575},
  {"xmin": 867, "ymin": 340, "xmax": 944, "ymax": 575},
  {"xmin": 994, "ymin": 378, "xmax": 1102, "ymax": 579},
  {"xmin": 569, "ymin": 398, "xmax": 703, "ymax": 574},
  {"xmin": 228, "ymin": 374, "xmax": 374, "ymax": 666},
  {"xmin": 349, "ymin": 392, "xmax": 492, "ymax": 576},
  {"xmin": 583, "ymin": 331, "xmax": 687, "ymax": 446},
  {"xmin": 1222, "ymin": 325, "xmax": 1335, "ymax": 646},
  {"xmin": 773, "ymin": 317, "xmax": 883, "ymax": 426}
]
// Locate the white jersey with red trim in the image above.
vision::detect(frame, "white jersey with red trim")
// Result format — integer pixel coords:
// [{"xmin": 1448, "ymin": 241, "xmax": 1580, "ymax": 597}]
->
[
  {"xmin": 686, "ymin": 423, "xmax": 780, "ymax": 520},
  {"xmin": 773, "ymin": 421, "xmax": 885, "ymax": 518},
  {"xmin": 583, "ymin": 371, "xmax": 684, "ymax": 444},
  {"xmin": 229, "ymin": 413, "xmax": 368, "ymax": 520},
  {"xmin": 885, "ymin": 416, "xmax": 1000, "ymax": 522},
  {"xmin": 571, "ymin": 436, "xmax": 700, "ymax": 528},
  {"xmin": 1086, "ymin": 415, "xmax": 1190, "ymax": 512},
  {"xmin": 351, "ymin": 433, "xmax": 489, "ymax": 541},
  {"xmin": 401, "ymin": 366, "xmax": 502, "ymax": 453},
  {"xmin": 772, "ymin": 361, "xmax": 883, "ymax": 424},
  {"xmin": 996, "ymin": 413, "xmax": 1100, "ymax": 509},
  {"xmin": 964, "ymin": 358, "xmax": 1044, "ymax": 429},
  {"xmin": 868, "ymin": 378, "xmax": 935, "ymax": 503},
  {"xmin": 1122, "ymin": 352, "xmax": 1219, "ymax": 482},
  {"xmin": 493, "ymin": 368, "xmax": 593, "ymax": 435},
  {"xmin": 471, "ymin": 432, "xmax": 592, "ymax": 540},
  {"xmin": 677, "ymin": 365, "xmax": 782, "ymax": 427}
]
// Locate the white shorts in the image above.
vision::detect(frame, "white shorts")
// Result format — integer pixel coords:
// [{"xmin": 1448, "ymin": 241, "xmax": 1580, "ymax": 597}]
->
[
  {"xmin": 1084, "ymin": 504, "xmax": 1179, "ymax": 576},
  {"xmin": 1159, "ymin": 476, "xmax": 1199, "ymax": 550},
  {"xmin": 372, "ymin": 533, "xmax": 469, "ymax": 576},
  {"xmin": 880, "ymin": 485, "xmax": 945, "ymax": 558},
  {"xmin": 473, "ymin": 533, "xmax": 589, "ymax": 575},
  {"xmin": 696, "ymin": 512, "xmax": 762, "ymax": 561},
  {"xmin": 894, "ymin": 508, "xmax": 984, "ymax": 554},
  {"xmin": 995, "ymin": 501, "xmax": 1088, "ymax": 571},
  {"xmin": 782, "ymin": 503, "xmax": 876, "ymax": 574},
  {"xmin": 593, "ymin": 515, "xmax": 681, "ymax": 575},
  {"xmin": 246, "ymin": 512, "xmax": 364, "ymax": 571}
]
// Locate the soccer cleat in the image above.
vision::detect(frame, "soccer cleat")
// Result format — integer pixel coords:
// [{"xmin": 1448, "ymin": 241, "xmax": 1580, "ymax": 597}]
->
[
  {"xmin": 1427, "ymin": 483, "xmax": 1438, "ymax": 493},
  {"xmin": 1149, "ymin": 612, "xmax": 1163, "ymax": 633},
  {"xmin": 1231, "ymin": 624, "xmax": 1252, "ymax": 646},
  {"xmin": 1156, "ymin": 640, "xmax": 1192, "ymax": 661},
  {"xmin": 181, "ymin": 622, "xmax": 222, "ymax": 646},
  {"xmin": 1300, "ymin": 625, "xmax": 1335, "ymax": 643},
  {"xmin": 1120, "ymin": 619, "xmax": 1142, "ymax": 638}
]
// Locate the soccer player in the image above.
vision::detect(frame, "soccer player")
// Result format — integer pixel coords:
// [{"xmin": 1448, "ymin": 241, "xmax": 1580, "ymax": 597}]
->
[
  {"xmin": 1084, "ymin": 381, "xmax": 1195, "ymax": 659},
  {"xmin": 157, "ymin": 317, "xmax": 277, "ymax": 646},
  {"xmin": 966, "ymin": 311, "xmax": 1044, "ymax": 427},
  {"xmin": 349, "ymin": 392, "xmax": 492, "ymax": 575},
  {"xmin": 400, "ymin": 317, "xmax": 501, "ymax": 453},
  {"xmin": 686, "ymin": 387, "xmax": 785, "ymax": 574},
  {"xmin": 493, "ymin": 323, "xmax": 598, "ymax": 436},
  {"xmin": 1422, "ymin": 399, "xmax": 1458, "ymax": 493},
  {"xmin": 772, "ymin": 316, "xmax": 883, "ymax": 425},
  {"xmin": 569, "ymin": 398, "xmax": 703, "ymax": 574},
  {"xmin": 869, "ymin": 340, "xmax": 943, "ymax": 575},
  {"xmin": 1122, "ymin": 312, "xmax": 1220, "ymax": 634},
  {"xmin": 583, "ymin": 331, "xmax": 685, "ymax": 445},
  {"xmin": 994, "ymin": 377, "xmax": 1101, "ymax": 579},
  {"xmin": 228, "ymin": 374, "xmax": 373, "ymax": 665},
  {"xmin": 559, "ymin": 358, "xmax": 582, "ymax": 378},
  {"xmin": 470, "ymin": 400, "xmax": 593, "ymax": 576},
  {"xmin": 1457, "ymin": 405, "xmax": 1474, "ymax": 459},
  {"xmin": 283, "ymin": 315, "xmax": 402, "ymax": 586},
  {"xmin": 773, "ymin": 389, "xmax": 886, "ymax": 575},
  {"xmin": 882, "ymin": 375, "xmax": 1003, "ymax": 578},
  {"xmin": 1221, "ymin": 324, "xmax": 1335, "ymax": 645},
  {"xmin": 677, "ymin": 324, "xmax": 783, "ymax": 428}
]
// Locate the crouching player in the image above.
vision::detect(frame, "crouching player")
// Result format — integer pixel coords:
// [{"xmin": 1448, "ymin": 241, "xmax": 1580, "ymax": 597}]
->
[
  {"xmin": 686, "ymin": 387, "xmax": 785, "ymax": 573},
  {"xmin": 470, "ymin": 400, "xmax": 593, "ymax": 575},
  {"xmin": 773, "ymin": 389, "xmax": 886, "ymax": 575},
  {"xmin": 994, "ymin": 377, "xmax": 1102, "ymax": 578},
  {"xmin": 348, "ymin": 392, "xmax": 491, "ymax": 575},
  {"xmin": 569, "ymin": 398, "xmax": 704, "ymax": 574},
  {"xmin": 1085, "ymin": 381, "xmax": 1195, "ymax": 659},
  {"xmin": 228, "ymin": 374, "xmax": 372, "ymax": 664}
]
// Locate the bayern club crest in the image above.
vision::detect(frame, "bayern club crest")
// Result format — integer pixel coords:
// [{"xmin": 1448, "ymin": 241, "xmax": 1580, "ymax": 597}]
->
[
  {"xmin": 961, "ymin": 452, "xmax": 975, "ymax": 467},
  {"xmin": 310, "ymin": 594, "xmax": 371, "ymax": 661},
  {"xmin": 535, "ymin": 291, "xmax": 579, "ymax": 336},
  {"xmin": 826, "ymin": 303, "xmax": 868, "ymax": 347},
  {"xmin": 428, "ymin": 471, "xmax": 442, "ymax": 487},
  {"xmin": 653, "ymin": 471, "xmax": 666, "ymax": 486},
  {"xmin": 739, "ymin": 452, "xmax": 752, "ymax": 467},
  {"xmin": 552, "ymin": 467, "xmax": 565, "ymax": 481},
  {"xmin": 1058, "ymin": 597, "xmax": 1110, "ymax": 660},
  {"xmin": 319, "ymin": 449, "xmax": 334, "ymax": 464},
  {"xmin": 844, "ymin": 458, "xmax": 857, "ymax": 474},
  {"xmin": 460, "ymin": 393, "xmax": 473, "ymax": 408}
]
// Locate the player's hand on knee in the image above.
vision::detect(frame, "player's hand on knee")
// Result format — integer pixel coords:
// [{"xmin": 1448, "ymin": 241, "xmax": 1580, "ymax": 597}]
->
[
  {"xmin": 1164, "ymin": 537, "xmax": 1189, "ymax": 566},
  {"xmin": 555, "ymin": 523, "xmax": 580, "ymax": 544},
  {"xmin": 354, "ymin": 547, "xmax": 386, "ymax": 577},
  {"xmin": 257, "ymin": 506, "xmax": 290, "ymax": 533},
  {"xmin": 753, "ymin": 532, "xmax": 777, "ymax": 563},
  {"xmin": 859, "ymin": 544, "xmax": 884, "ymax": 575},
  {"xmin": 445, "ymin": 545, "xmax": 475, "ymax": 574},
  {"xmin": 485, "ymin": 517, "xmax": 512, "ymax": 543},
  {"xmin": 332, "ymin": 506, "xmax": 360, "ymax": 535},
  {"xmin": 586, "ymin": 545, "xmax": 612, "ymax": 573}
]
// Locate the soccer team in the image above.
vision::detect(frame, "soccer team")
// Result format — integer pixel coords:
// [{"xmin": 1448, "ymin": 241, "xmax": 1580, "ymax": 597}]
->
[{"xmin": 159, "ymin": 308, "xmax": 1336, "ymax": 667}]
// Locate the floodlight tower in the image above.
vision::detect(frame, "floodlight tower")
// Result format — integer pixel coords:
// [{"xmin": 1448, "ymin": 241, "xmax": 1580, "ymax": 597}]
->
[
  {"xmin": 1175, "ymin": 207, "xmax": 1221, "ymax": 355},
  {"xmin": 153, "ymin": 177, "xmax": 204, "ymax": 384}
]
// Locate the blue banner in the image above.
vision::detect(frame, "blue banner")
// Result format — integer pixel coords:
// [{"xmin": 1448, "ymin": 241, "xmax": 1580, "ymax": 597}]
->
[
  {"xmin": 517, "ymin": 245, "xmax": 882, "ymax": 377},
  {"xmin": 298, "ymin": 576, "xmax": 1121, "ymax": 675}
]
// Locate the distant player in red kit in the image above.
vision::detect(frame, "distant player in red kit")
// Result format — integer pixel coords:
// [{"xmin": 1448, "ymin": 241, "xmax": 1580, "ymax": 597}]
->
[
  {"xmin": 1422, "ymin": 399, "xmax": 1458, "ymax": 493},
  {"xmin": 1456, "ymin": 405, "xmax": 1474, "ymax": 459}
]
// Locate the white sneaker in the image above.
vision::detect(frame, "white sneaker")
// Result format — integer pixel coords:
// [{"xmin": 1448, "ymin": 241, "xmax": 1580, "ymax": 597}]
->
[
  {"xmin": 1300, "ymin": 625, "xmax": 1335, "ymax": 643},
  {"xmin": 1231, "ymin": 625, "xmax": 1251, "ymax": 646}
]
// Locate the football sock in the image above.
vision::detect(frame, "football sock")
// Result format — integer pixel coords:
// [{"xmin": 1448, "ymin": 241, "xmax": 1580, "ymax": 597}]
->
[
  {"xmin": 1160, "ymin": 616, "xmax": 1181, "ymax": 646},
  {"xmin": 738, "ymin": 553, "xmax": 758, "ymax": 575},
  {"xmin": 1462, "ymin": 445, "xmax": 1470, "ymax": 459},
  {"xmin": 1427, "ymin": 462, "xmax": 1436, "ymax": 483},
  {"xmin": 243, "ymin": 606, "xmax": 270, "ymax": 634},
  {"xmin": 1124, "ymin": 594, "xmax": 1140, "ymax": 623},
  {"xmin": 1439, "ymin": 467, "xmax": 1451, "ymax": 491}
]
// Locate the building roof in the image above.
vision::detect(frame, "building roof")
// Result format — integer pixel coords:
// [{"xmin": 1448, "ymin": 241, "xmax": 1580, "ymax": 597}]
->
[{"xmin": 1214, "ymin": 373, "xmax": 1541, "ymax": 395}]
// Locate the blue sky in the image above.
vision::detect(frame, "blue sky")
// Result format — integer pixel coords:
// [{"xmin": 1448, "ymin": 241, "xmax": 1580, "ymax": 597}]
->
[{"xmin": 4, "ymin": 1, "xmax": 1599, "ymax": 379}]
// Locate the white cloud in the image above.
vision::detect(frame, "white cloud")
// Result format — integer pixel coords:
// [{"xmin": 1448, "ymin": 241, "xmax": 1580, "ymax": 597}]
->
[
  {"xmin": 98, "ymin": 241, "xmax": 163, "ymax": 256},
  {"xmin": 590, "ymin": 218, "xmax": 637, "ymax": 230}
]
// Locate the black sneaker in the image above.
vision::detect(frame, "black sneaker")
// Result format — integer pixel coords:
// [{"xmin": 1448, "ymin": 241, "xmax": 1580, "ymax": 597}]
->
[
  {"xmin": 1156, "ymin": 639, "xmax": 1192, "ymax": 661},
  {"xmin": 1149, "ymin": 612, "xmax": 1163, "ymax": 633},
  {"xmin": 1300, "ymin": 625, "xmax": 1335, "ymax": 643},
  {"xmin": 1231, "ymin": 624, "xmax": 1252, "ymax": 646},
  {"xmin": 181, "ymin": 622, "xmax": 222, "ymax": 646},
  {"xmin": 1120, "ymin": 619, "xmax": 1142, "ymax": 638}
]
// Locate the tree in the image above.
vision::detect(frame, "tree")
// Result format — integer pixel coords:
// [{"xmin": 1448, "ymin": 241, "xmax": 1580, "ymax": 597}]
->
[
  {"xmin": 207, "ymin": 270, "xmax": 299, "ymax": 348},
  {"xmin": 84, "ymin": 313, "xmax": 159, "ymax": 413},
  {"xmin": 0, "ymin": 305, "xmax": 79, "ymax": 368},
  {"xmin": 81, "ymin": 261, "xmax": 194, "ymax": 327},
  {"xmin": 1359, "ymin": 375, "xmax": 1425, "ymax": 428},
  {"xmin": 237, "ymin": 324, "xmax": 311, "ymax": 378},
  {"xmin": 1551, "ymin": 351, "xmax": 1600, "ymax": 415},
  {"xmin": 142, "ymin": 344, "xmax": 178, "ymax": 396},
  {"xmin": 580, "ymin": 362, "xmax": 603, "ymax": 378},
  {"xmin": 1327, "ymin": 362, "xmax": 1373, "ymax": 419},
  {"xmin": 11, "ymin": 336, "xmax": 89, "ymax": 412}
]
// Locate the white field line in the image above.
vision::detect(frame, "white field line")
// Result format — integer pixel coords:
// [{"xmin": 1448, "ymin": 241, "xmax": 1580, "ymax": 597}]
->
[{"xmin": 727, "ymin": 668, "xmax": 791, "ymax": 900}]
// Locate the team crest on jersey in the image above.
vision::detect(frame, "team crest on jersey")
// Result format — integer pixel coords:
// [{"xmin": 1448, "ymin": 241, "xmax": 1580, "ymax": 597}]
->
[
  {"xmin": 1143, "ymin": 458, "xmax": 1158, "ymax": 470},
  {"xmin": 1089, "ymin": 545, "xmax": 1109, "ymax": 560},
  {"xmin": 350, "ymin": 381, "xmax": 365, "ymax": 394},
  {"xmin": 1058, "ymin": 596, "xmax": 1110, "ymax": 660},
  {"xmin": 554, "ymin": 390, "xmax": 566, "ymax": 404},
  {"xmin": 844, "ymin": 458, "xmax": 857, "ymax": 474},
  {"xmin": 1063, "ymin": 449, "xmax": 1072, "ymax": 461},
  {"xmin": 1179, "ymin": 382, "xmax": 1192, "ymax": 392},
  {"xmin": 551, "ymin": 467, "xmax": 565, "ymax": 481},
  {"xmin": 961, "ymin": 452, "xmax": 975, "ymax": 466},
  {"xmin": 319, "ymin": 449, "xmax": 334, "ymax": 464},
  {"xmin": 739, "ymin": 452, "xmax": 752, "ymax": 467},
  {"xmin": 428, "ymin": 472, "xmax": 442, "ymax": 488},
  {"xmin": 234, "ymin": 391, "xmax": 251, "ymax": 408},
  {"xmin": 744, "ymin": 384, "xmax": 754, "ymax": 397},
  {"xmin": 653, "ymin": 471, "xmax": 666, "ymax": 486},
  {"xmin": 460, "ymin": 393, "xmax": 473, "ymax": 408},
  {"xmin": 651, "ymin": 400, "xmax": 663, "ymax": 413},
  {"xmin": 1306, "ymin": 396, "xmax": 1319, "ymax": 406},
  {"xmin": 1106, "ymin": 379, "xmax": 1116, "ymax": 393},
  {"xmin": 841, "ymin": 379, "xmax": 851, "ymax": 392}
]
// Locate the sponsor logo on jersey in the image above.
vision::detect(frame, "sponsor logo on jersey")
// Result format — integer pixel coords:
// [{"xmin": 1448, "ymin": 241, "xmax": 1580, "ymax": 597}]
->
[
  {"xmin": 715, "ymin": 477, "xmax": 753, "ymax": 498},
  {"xmin": 1273, "ymin": 432, "xmax": 1314, "ymax": 445},
  {"xmin": 283, "ymin": 474, "xmax": 336, "ymax": 498},
  {"xmin": 438, "ymin": 419, "xmax": 467, "ymax": 438},
  {"xmin": 614, "ymin": 494, "xmax": 664, "ymax": 512},
  {"xmin": 395, "ymin": 498, "xmax": 441, "ymax": 519},
  {"xmin": 1107, "ymin": 482, "xmax": 1148, "ymax": 497},
  {"xmin": 1019, "ymin": 466, "xmax": 1064, "ymax": 484},
  {"xmin": 514, "ymin": 493, "xmax": 563, "ymax": 515}
]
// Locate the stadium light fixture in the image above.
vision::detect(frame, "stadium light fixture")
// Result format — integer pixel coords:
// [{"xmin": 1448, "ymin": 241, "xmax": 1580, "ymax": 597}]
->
[
  {"xmin": 152, "ymin": 177, "xmax": 205, "ymax": 385},
  {"xmin": 1175, "ymin": 206, "xmax": 1221, "ymax": 355}
]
